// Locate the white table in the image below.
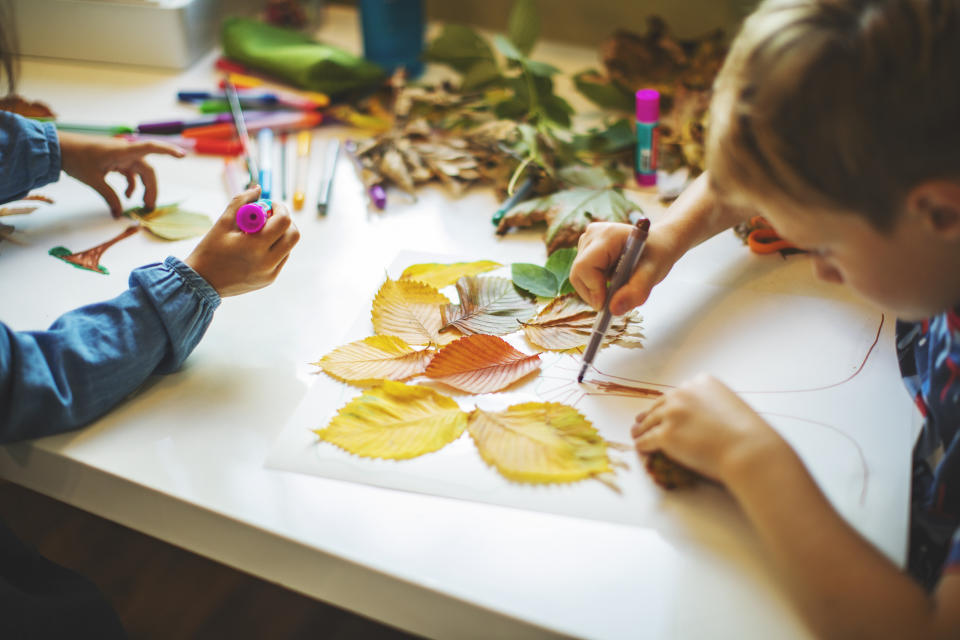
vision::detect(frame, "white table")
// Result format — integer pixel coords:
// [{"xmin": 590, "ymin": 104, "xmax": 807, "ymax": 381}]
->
[{"xmin": 0, "ymin": 9, "xmax": 919, "ymax": 639}]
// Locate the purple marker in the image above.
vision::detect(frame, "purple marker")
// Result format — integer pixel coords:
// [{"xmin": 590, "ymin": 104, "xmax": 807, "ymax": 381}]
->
[
  {"xmin": 236, "ymin": 199, "xmax": 273, "ymax": 233},
  {"xmin": 137, "ymin": 111, "xmax": 276, "ymax": 135}
]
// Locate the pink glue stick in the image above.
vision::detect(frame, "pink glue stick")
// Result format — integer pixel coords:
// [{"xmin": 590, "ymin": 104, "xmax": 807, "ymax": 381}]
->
[
  {"xmin": 635, "ymin": 89, "xmax": 660, "ymax": 187},
  {"xmin": 236, "ymin": 199, "xmax": 273, "ymax": 233}
]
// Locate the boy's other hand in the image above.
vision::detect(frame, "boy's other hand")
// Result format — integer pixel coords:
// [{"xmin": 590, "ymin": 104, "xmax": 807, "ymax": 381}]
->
[
  {"xmin": 630, "ymin": 374, "xmax": 788, "ymax": 485},
  {"xmin": 58, "ymin": 132, "xmax": 186, "ymax": 217},
  {"xmin": 570, "ymin": 221, "xmax": 680, "ymax": 315},
  {"xmin": 185, "ymin": 187, "xmax": 300, "ymax": 298}
]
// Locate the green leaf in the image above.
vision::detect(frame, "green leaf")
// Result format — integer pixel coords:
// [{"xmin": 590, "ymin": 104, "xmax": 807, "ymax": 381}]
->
[
  {"xmin": 539, "ymin": 93, "xmax": 573, "ymax": 128},
  {"xmin": 494, "ymin": 96, "xmax": 528, "ymax": 120},
  {"xmin": 424, "ymin": 25, "xmax": 495, "ymax": 73},
  {"xmin": 493, "ymin": 34, "xmax": 525, "ymax": 62},
  {"xmin": 460, "ymin": 59, "xmax": 502, "ymax": 91},
  {"xmin": 573, "ymin": 70, "xmax": 635, "ymax": 112},
  {"xmin": 507, "ymin": 0, "xmax": 540, "ymax": 56},
  {"xmin": 556, "ymin": 165, "xmax": 618, "ymax": 188},
  {"xmin": 570, "ymin": 118, "xmax": 636, "ymax": 155},
  {"xmin": 544, "ymin": 247, "xmax": 577, "ymax": 284},
  {"xmin": 511, "ymin": 263, "xmax": 559, "ymax": 298},
  {"xmin": 524, "ymin": 59, "xmax": 561, "ymax": 77}
]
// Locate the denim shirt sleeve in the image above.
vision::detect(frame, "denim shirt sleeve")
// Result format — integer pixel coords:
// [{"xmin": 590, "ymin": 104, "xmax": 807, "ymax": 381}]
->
[
  {"xmin": 0, "ymin": 110, "xmax": 61, "ymax": 204},
  {"xmin": 0, "ymin": 257, "xmax": 221, "ymax": 442}
]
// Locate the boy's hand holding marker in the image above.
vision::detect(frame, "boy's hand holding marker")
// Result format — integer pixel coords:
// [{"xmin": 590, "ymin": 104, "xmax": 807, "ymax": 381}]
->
[{"xmin": 186, "ymin": 186, "xmax": 299, "ymax": 297}]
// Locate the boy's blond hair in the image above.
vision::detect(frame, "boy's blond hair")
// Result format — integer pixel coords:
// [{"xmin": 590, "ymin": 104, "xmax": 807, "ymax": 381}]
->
[{"xmin": 707, "ymin": 0, "xmax": 960, "ymax": 230}]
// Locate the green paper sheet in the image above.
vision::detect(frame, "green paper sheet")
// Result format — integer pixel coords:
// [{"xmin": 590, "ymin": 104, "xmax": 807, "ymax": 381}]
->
[{"xmin": 221, "ymin": 17, "xmax": 385, "ymax": 96}]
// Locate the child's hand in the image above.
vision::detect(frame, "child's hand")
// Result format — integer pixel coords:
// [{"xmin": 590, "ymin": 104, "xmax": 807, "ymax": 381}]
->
[
  {"xmin": 570, "ymin": 221, "xmax": 682, "ymax": 315},
  {"xmin": 631, "ymin": 375, "xmax": 790, "ymax": 484},
  {"xmin": 185, "ymin": 187, "xmax": 300, "ymax": 298},
  {"xmin": 58, "ymin": 132, "xmax": 186, "ymax": 217}
]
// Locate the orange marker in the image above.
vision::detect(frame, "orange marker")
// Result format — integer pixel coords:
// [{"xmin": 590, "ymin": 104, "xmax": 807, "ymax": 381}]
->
[
  {"xmin": 183, "ymin": 112, "xmax": 323, "ymax": 140},
  {"xmin": 293, "ymin": 130, "xmax": 311, "ymax": 211}
]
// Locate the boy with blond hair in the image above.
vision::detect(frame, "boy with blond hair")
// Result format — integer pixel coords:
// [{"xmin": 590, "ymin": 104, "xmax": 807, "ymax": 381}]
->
[{"xmin": 571, "ymin": 0, "xmax": 960, "ymax": 636}]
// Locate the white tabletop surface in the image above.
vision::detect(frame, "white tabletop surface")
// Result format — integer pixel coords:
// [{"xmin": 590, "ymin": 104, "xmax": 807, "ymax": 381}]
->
[{"xmin": 0, "ymin": 8, "xmax": 920, "ymax": 639}]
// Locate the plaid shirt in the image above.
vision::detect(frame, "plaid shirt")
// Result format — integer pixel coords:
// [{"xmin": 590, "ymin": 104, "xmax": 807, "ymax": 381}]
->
[{"xmin": 898, "ymin": 306, "xmax": 960, "ymax": 589}]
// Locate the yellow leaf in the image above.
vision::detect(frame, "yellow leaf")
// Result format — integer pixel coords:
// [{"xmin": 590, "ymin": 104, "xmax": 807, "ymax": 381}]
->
[
  {"xmin": 467, "ymin": 402, "xmax": 617, "ymax": 483},
  {"xmin": 313, "ymin": 335, "xmax": 434, "ymax": 385},
  {"xmin": 399, "ymin": 260, "xmax": 501, "ymax": 289},
  {"xmin": 127, "ymin": 203, "xmax": 212, "ymax": 240},
  {"xmin": 371, "ymin": 278, "xmax": 459, "ymax": 346},
  {"xmin": 315, "ymin": 381, "xmax": 467, "ymax": 459}
]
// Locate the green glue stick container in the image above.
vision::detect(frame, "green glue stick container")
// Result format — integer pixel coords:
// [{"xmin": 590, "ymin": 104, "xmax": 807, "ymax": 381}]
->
[{"xmin": 635, "ymin": 89, "xmax": 660, "ymax": 186}]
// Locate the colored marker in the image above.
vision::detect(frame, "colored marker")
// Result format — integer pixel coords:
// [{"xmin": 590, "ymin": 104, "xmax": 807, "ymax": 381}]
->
[
  {"xmin": 122, "ymin": 134, "xmax": 243, "ymax": 156},
  {"xmin": 236, "ymin": 199, "xmax": 273, "ymax": 234},
  {"xmin": 577, "ymin": 217, "xmax": 651, "ymax": 382},
  {"xmin": 343, "ymin": 139, "xmax": 387, "ymax": 210},
  {"xmin": 317, "ymin": 139, "xmax": 340, "ymax": 216},
  {"xmin": 224, "ymin": 79, "xmax": 258, "ymax": 188},
  {"xmin": 223, "ymin": 158, "xmax": 244, "ymax": 195},
  {"xmin": 293, "ymin": 130, "xmax": 311, "ymax": 211},
  {"xmin": 55, "ymin": 122, "xmax": 134, "ymax": 135},
  {"xmin": 257, "ymin": 128, "xmax": 273, "ymax": 200},
  {"xmin": 213, "ymin": 58, "xmax": 330, "ymax": 108},
  {"xmin": 280, "ymin": 132, "xmax": 288, "ymax": 201},
  {"xmin": 182, "ymin": 111, "xmax": 323, "ymax": 140},
  {"xmin": 492, "ymin": 176, "xmax": 535, "ymax": 226},
  {"xmin": 179, "ymin": 90, "xmax": 280, "ymax": 105}
]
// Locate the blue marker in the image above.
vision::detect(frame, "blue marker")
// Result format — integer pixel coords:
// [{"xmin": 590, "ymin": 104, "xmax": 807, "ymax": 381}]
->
[{"xmin": 257, "ymin": 128, "xmax": 273, "ymax": 200}]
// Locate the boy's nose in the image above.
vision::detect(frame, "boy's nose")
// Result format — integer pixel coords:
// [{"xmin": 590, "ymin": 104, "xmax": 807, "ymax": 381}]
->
[{"xmin": 811, "ymin": 256, "xmax": 844, "ymax": 284}]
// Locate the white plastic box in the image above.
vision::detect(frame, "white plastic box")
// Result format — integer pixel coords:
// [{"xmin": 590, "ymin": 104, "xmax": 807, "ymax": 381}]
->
[{"xmin": 11, "ymin": 0, "xmax": 257, "ymax": 69}]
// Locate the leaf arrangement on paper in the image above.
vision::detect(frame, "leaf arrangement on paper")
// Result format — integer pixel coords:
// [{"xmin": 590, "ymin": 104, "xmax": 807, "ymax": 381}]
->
[{"xmin": 312, "ymin": 259, "xmax": 645, "ymax": 487}]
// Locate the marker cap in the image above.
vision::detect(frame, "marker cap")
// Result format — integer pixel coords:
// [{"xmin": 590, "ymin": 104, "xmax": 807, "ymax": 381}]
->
[
  {"xmin": 236, "ymin": 199, "xmax": 273, "ymax": 233},
  {"xmin": 635, "ymin": 89, "xmax": 660, "ymax": 123}
]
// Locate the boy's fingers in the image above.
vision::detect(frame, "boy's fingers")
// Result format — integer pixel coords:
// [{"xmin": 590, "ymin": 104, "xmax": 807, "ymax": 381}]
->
[
  {"xmin": 90, "ymin": 179, "xmax": 123, "ymax": 217},
  {"xmin": 134, "ymin": 161, "xmax": 159, "ymax": 210},
  {"xmin": 122, "ymin": 169, "xmax": 136, "ymax": 199},
  {"xmin": 221, "ymin": 186, "xmax": 262, "ymax": 223},
  {"xmin": 130, "ymin": 140, "xmax": 187, "ymax": 159},
  {"xmin": 269, "ymin": 224, "xmax": 300, "ymax": 258},
  {"xmin": 632, "ymin": 429, "xmax": 661, "ymax": 454}
]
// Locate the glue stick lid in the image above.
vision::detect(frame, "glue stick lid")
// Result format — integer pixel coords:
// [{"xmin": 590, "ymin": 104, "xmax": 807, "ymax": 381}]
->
[{"xmin": 635, "ymin": 89, "xmax": 660, "ymax": 123}]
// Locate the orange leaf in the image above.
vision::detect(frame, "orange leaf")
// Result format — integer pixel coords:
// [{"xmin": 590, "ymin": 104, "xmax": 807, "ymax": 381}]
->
[{"xmin": 425, "ymin": 334, "xmax": 541, "ymax": 393}]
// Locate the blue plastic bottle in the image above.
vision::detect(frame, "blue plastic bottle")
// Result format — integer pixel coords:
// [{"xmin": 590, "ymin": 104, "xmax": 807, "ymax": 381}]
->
[{"xmin": 359, "ymin": 0, "xmax": 425, "ymax": 78}]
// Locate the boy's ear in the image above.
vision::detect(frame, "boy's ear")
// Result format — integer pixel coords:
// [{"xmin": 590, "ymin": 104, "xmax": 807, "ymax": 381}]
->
[{"xmin": 907, "ymin": 181, "xmax": 960, "ymax": 238}]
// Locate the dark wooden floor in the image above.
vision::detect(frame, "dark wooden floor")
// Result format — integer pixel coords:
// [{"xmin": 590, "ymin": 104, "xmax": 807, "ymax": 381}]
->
[{"xmin": 0, "ymin": 481, "xmax": 423, "ymax": 640}]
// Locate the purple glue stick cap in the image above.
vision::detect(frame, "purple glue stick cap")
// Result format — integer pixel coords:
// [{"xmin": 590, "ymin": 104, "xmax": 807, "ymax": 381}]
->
[
  {"xmin": 635, "ymin": 89, "xmax": 660, "ymax": 123},
  {"xmin": 236, "ymin": 200, "xmax": 272, "ymax": 234}
]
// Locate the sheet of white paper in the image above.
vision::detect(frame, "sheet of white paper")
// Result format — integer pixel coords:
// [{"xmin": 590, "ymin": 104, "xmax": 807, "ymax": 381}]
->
[{"xmin": 267, "ymin": 250, "xmax": 917, "ymax": 562}]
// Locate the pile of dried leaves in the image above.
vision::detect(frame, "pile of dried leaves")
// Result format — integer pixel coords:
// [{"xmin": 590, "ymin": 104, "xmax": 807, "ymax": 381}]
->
[{"xmin": 575, "ymin": 16, "xmax": 728, "ymax": 176}]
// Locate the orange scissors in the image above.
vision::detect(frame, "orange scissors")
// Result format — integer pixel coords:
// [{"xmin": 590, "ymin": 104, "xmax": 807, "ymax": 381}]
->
[{"xmin": 746, "ymin": 216, "xmax": 803, "ymax": 255}]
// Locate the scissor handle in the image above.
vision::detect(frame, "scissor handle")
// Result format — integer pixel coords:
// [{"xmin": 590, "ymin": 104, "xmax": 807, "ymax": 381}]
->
[{"xmin": 748, "ymin": 228, "xmax": 797, "ymax": 254}]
